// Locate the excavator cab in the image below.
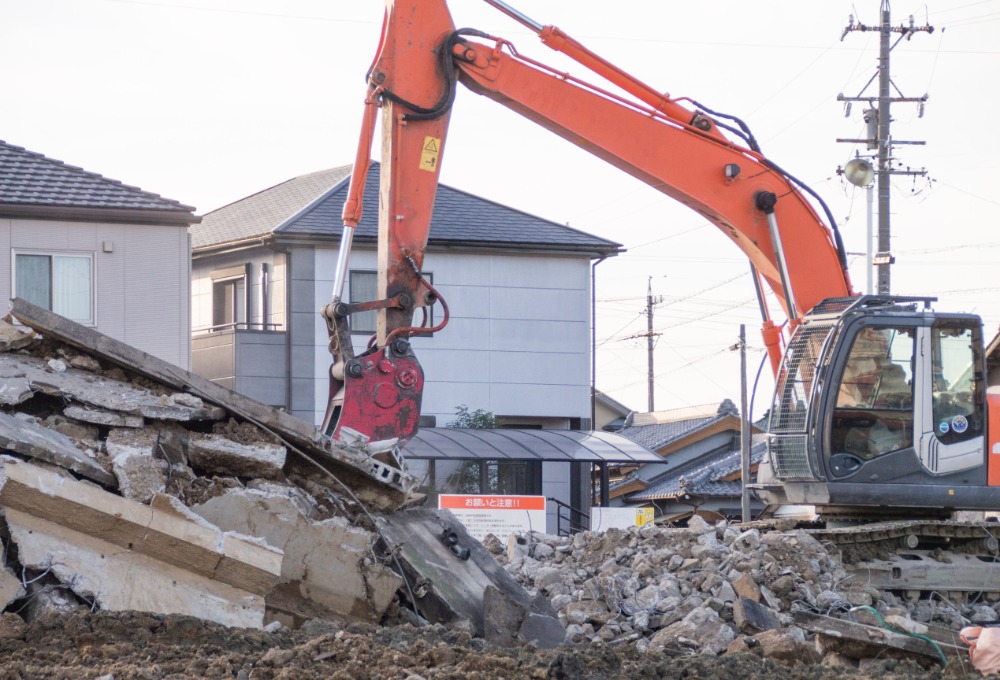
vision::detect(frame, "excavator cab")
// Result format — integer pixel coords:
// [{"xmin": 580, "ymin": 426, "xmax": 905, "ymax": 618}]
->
[{"xmin": 756, "ymin": 296, "xmax": 992, "ymax": 517}]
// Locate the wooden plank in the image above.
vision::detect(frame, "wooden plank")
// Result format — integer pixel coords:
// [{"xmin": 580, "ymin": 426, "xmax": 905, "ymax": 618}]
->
[{"xmin": 10, "ymin": 298, "xmax": 411, "ymax": 504}]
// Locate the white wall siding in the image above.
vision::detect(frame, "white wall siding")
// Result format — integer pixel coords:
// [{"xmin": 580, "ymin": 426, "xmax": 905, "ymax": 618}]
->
[
  {"xmin": 8, "ymin": 219, "xmax": 190, "ymax": 369},
  {"xmin": 193, "ymin": 243, "xmax": 594, "ymax": 429},
  {"xmin": 329, "ymin": 247, "xmax": 594, "ymax": 428},
  {"xmin": 542, "ymin": 462, "xmax": 571, "ymax": 534}
]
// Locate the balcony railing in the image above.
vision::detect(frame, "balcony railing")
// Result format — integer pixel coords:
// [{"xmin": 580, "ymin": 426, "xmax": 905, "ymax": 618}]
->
[{"xmin": 192, "ymin": 321, "xmax": 284, "ymax": 335}]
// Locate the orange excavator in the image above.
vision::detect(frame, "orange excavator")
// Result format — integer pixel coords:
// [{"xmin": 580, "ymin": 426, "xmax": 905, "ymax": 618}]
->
[{"xmin": 321, "ymin": 0, "xmax": 1000, "ymax": 519}]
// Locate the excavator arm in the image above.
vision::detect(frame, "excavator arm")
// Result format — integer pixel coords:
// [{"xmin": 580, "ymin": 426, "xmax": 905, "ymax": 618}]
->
[{"xmin": 324, "ymin": 0, "xmax": 856, "ymax": 444}]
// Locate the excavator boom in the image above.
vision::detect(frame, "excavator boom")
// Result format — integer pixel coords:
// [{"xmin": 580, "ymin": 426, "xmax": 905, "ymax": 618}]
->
[
  {"xmin": 324, "ymin": 0, "xmax": 1000, "ymax": 551},
  {"xmin": 327, "ymin": 0, "xmax": 857, "ymax": 444}
]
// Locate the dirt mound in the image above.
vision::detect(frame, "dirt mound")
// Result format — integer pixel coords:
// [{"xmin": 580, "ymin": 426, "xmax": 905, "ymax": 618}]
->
[{"xmin": 0, "ymin": 611, "xmax": 978, "ymax": 679}]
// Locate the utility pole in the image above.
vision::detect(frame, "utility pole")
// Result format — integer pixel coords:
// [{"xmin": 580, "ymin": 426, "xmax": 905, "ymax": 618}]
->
[
  {"xmin": 738, "ymin": 324, "xmax": 751, "ymax": 522},
  {"xmin": 645, "ymin": 278, "xmax": 661, "ymax": 411},
  {"xmin": 620, "ymin": 279, "xmax": 663, "ymax": 412},
  {"xmin": 837, "ymin": 1, "xmax": 932, "ymax": 294}
]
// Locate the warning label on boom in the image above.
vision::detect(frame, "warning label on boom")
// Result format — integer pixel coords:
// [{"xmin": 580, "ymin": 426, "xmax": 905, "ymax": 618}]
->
[{"xmin": 419, "ymin": 136, "xmax": 441, "ymax": 172}]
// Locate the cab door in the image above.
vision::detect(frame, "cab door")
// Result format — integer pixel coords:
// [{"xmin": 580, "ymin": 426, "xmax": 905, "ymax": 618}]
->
[{"xmin": 914, "ymin": 319, "xmax": 985, "ymax": 476}]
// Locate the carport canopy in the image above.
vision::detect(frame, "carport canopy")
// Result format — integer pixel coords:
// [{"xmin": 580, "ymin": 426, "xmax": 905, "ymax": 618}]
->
[
  {"xmin": 402, "ymin": 428, "xmax": 660, "ymax": 507},
  {"xmin": 402, "ymin": 428, "xmax": 661, "ymax": 463}
]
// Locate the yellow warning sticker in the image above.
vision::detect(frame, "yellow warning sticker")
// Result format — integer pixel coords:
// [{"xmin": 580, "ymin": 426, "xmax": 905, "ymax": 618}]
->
[
  {"xmin": 636, "ymin": 507, "xmax": 655, "ymax": 526},
  {"xmin": 419, "ymin": 136, "xmax": 441, "ymax": 172}
]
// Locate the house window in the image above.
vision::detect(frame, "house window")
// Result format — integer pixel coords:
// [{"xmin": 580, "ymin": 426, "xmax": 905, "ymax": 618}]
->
[
  {"xmin": 211, "ymin": 265, "xmax": 249, "ymax": 330},
  {"xmin": 14, "ymin": 252, "xmax": 94, "ymax": 324},
  {"xmin": 349, "ymin": 269, "xmax": 434, "ymax": 335}
]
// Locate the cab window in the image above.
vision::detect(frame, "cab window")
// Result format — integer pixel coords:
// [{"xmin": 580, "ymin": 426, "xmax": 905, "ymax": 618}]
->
[
  {"xmin": 831, "ymin": 326, "xmax": 915, "ymax": 459},
  {"xmin": 931, "ymin": 322, "xmax": 984, "ymax": 445}
]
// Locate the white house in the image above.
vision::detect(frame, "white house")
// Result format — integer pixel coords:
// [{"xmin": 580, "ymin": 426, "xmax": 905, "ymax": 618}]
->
[
  {"xmin": 188, "ymin": 162, "xmax": 643, "ymax": 534},
  {"xmin": 0, "ymin": 140, "xmax": 198, "ymax": 368},
  {"xmin": 189, "ymin": 162, "xmax": 622, "ymax": 429}
]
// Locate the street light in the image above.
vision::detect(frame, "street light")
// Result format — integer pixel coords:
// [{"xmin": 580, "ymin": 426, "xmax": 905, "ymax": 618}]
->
[{"xmin": 844, "ymin": 158, "xmax": 875, "ymax": 294}]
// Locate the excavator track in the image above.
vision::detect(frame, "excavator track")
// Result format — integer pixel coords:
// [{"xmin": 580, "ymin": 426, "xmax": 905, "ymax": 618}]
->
[{"xmin": 805, "ymin": 520, "xmax": 1000, "ymax": 602}]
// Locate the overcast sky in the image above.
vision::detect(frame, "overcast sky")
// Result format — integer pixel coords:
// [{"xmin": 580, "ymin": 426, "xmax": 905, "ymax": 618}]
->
[{"xmin": 3, "ymin": 0, "xmax": 998, "ymax": 417}]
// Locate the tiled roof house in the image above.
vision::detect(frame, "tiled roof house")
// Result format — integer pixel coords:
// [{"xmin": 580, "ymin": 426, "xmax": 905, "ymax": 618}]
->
[
  {"xmin": 611, "ymin": 399, "xmax": 765, "ymax": 521},
  {"xmin": 189, "ymin": 161, "xmax": 621, "ymax": 424},
  {"xmin": 0, "ymin": 140, "xmax": 198, "ymax": 368}
]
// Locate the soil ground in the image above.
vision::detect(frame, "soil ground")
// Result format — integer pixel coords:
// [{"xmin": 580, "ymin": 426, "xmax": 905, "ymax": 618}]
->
[{"xmin": 0, "ymin": 611, "xmax": 985, "ymax": 680}]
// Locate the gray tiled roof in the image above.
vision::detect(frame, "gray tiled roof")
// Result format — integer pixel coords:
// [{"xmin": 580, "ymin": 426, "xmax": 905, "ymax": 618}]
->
[
  {"xmin": 616, "ymin": 400, "xmax": 740, "ymax": 452},
  {"xmin": 0, "ymin": 140, "xmax": 195, "ymax": 214},
  {"xmin": 193, "ymin": 162, "xmax": 621, "ymax": 254},
  {"xmin": 191, "ymin": 166, "xmax": 352, "ymax": 249},
  {"xmin": 627, "ymin": 441, "xmax": 766, "ymax": 501}
]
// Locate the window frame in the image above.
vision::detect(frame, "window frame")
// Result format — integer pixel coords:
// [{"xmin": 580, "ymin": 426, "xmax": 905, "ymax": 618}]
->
[
  {"xmin": 12, "ymin": 249, "xmax": 96, "ymax": 326},
  {"xmin": 930, "ymin": 320, "xmax": 984, "ymax": 446},
  {"xmin": 210, "ymin": 264, "xmax": 250, "ymax": 331}
]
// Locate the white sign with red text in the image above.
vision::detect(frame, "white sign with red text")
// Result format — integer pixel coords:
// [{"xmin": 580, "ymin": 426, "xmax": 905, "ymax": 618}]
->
[{"xmin": 438, "ymin": 494, "xmax": 547, "ymax": 542}]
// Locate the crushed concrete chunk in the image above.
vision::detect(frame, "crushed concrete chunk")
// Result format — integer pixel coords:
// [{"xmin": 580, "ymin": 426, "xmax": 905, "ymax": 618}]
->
[
  {"xmin": 648, "ymin": 606, "xmax": 735, "ymax": 655},
  {"xmin": 11, "ymin": 298, "xmax": 414, "ymax": 505},
  {"xmin": 0, "ymin": 372, "xmax": 31, "ymax": 405},
  {"xmin": 193, "ymin": 487, "xmax": 400, "ymax": 625},
  {"xmin": 188, "ymin": 433, "xmax": 286, "ymax": 480},
  {"xmin": 0, "ymin": 320, "xmax": 34, "ymax": 352},
  {"xmin": 0, "ymin": 556, "xmax": 25, "ymax": 611},
  {"xmin": 0, "ymin": 410, "xmax": 115, "ymax": 486},
  {"xmin": 68, "ymin": 355, "xmax": 101, "ymax": 372},
  {"xmin": 106, "ymin": 428, "xmax": 167, "ymax": 502},
  {"xmin": 46, "ymin": 359, "xmax": 67, "ymax": 373}
]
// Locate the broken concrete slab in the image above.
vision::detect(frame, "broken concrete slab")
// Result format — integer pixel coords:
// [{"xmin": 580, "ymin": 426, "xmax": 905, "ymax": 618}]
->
[
  {"xmin": 0, "ymin": 410, "xmax": 116, "ymax": 487},
  {"xmin": 375, "ymin": 508, "xmax": 566, "ymax": 648},
  {"xmin": 192, "ymin": 487, "xmax": 401, "ymax": 626},
  {"xmin": 7, "ymin": 507, "xmax": 268, "ymax": 628},
  {"xmin": 63, "ymin": 405, "xmax": 144, "ymax": 429},
  {"xmin": 188, "ymin": 432, "xmax": 286, "ymax": 480},
  {"xmin": 793, "ymin": 610, "xmax": 961, "ymax": 665},
  {"xmin": 0, "ymin": 458, "xmax": 282, "ymax": 628},
  {"xmin": 10, "ymin": 298, "xmax": 413, "ymax": 510},
  {"xmin": 0, "ymin": 367, "xmax": 31, "ymax": 405},
  {"xmin": 0, "ymin": 354, "xmax": 225, "ymax": 423},
  {"xmin": 851, "ymin": 551, "xmax": 1000, "ymax": 596}
]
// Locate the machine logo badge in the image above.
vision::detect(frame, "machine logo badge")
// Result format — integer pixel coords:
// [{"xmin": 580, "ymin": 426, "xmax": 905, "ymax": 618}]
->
[
  {"xmin": 938, "ymin": 421, "xmax": 950, "ymax": 434},
  {"xmin": 952, "ymin": 415, "xmax": 969, "ymax": 434}
]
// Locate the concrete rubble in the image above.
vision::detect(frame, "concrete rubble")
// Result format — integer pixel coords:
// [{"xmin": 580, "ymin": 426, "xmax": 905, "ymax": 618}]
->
[
  {"xmin": 0, "ymin": 296, "xmax": 985, "ymax": 672},
  {"xmin": 485, "ymin": 514, "xmax": 978, "ymax": 668},
  {"xmin": 0, "ymin": 298, "xmax": 563, "ymax": 647}
]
